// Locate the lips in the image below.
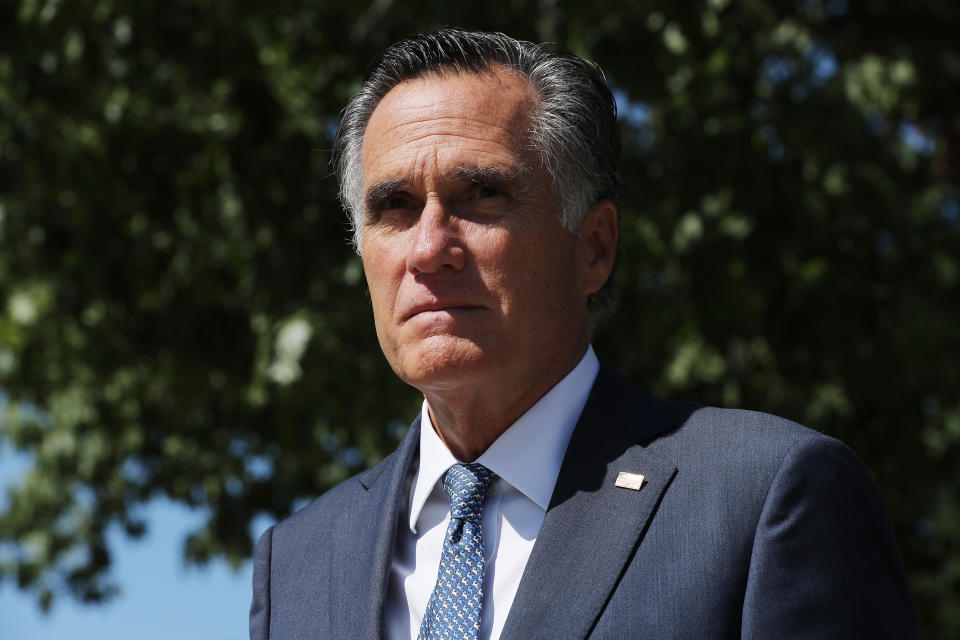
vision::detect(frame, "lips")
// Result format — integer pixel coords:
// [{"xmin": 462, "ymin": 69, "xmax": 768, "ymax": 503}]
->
[{"xmin": 401, "ymin": 302, "xmax": 484, "ymax": 321}]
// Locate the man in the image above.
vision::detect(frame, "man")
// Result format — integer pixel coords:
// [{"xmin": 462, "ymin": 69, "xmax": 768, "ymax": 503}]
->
[{"xmin": 250, "ymin": 29, "xmax": 916, "ymax": 639}]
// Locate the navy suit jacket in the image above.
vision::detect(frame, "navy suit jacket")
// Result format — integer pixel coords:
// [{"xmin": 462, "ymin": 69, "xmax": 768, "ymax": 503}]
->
[{"xmin": 250, "ymin": 363, "xmax": 917, "ymax": 638}]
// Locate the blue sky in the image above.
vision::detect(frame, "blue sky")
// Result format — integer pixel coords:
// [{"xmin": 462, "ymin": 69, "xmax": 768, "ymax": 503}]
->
[{"xmin": 1, "ymin": 449, "xmax": 270, "ymax": 640}]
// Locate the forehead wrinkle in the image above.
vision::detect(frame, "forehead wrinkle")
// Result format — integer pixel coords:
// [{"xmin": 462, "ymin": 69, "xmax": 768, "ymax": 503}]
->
[
  {"xmin": 381, "ymin": 71, "xmax": 536, "ymax": 121},
  {"xmin": 361, "ymin": 126, "xmax": 526, "ymax": 186},
  {"xmin": 367, "ymin": 141, "xmax": 525, "ymax": 185},
  {"xmin": 372, "ymin": 119, "xmax": 527, "ymax": 153},
  {"xmin": 368, "ymin": 90, "xmax": 533, "ymax": 146}
]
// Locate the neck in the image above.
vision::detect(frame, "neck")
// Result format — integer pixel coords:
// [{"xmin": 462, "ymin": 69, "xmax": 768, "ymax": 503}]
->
[{"xmin": 422, "ymin": 342, "xmax": 589, "ymax": 462}]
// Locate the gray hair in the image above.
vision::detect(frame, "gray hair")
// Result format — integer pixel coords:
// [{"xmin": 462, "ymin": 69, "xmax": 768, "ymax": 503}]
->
[{"xmin": 331, "ymin": 28, "xmax": 621, "ymax": 251}]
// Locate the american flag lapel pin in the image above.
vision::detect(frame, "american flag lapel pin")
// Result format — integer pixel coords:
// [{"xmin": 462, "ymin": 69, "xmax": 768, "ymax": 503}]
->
[{"xmin": 615, "ymin": 471, "xmax": 646, "ymax": 490}]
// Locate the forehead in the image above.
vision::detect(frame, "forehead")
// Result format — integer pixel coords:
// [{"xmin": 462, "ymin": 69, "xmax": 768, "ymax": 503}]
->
[{"xmin": 360, "ymin": 69, "xmax": 539, "ymax": 184}]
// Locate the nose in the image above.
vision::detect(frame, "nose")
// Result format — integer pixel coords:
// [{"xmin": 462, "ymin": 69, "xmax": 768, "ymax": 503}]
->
[{"xmin": 406, "ymin": 200, "xmax": 466, "ymax": 275}]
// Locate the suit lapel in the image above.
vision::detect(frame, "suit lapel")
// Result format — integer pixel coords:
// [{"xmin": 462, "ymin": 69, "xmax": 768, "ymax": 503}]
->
[
  {"xmin": 349, "ymin": 416, "xmax": 421, "ymax": 640},
  {"xmin": 500, "ymin": 364, "xmax": 679, "ymax": 640}
]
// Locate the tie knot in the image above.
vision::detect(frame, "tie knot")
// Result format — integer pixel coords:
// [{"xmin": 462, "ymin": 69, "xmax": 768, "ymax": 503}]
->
[{"xmin": 442, "ymin": 463, "xmax": 495, "ymax": 520}]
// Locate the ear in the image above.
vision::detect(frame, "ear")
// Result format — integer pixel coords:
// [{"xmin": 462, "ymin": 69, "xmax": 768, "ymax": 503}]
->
[{"xmin": 578, "ymin": 199, "xmax": 618, "ymax": 295}]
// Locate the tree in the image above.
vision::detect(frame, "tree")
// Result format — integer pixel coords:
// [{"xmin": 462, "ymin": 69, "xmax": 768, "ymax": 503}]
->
[{"xmin": 1, "ymin": 0, "xmax": 957, "ymax": 636}]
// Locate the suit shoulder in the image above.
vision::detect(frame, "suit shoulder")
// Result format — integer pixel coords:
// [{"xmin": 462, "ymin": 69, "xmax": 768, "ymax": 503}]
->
[
  {"xmin": 665, "ymin": 401, "xmax": 818, "ymax": 434},
  {"xmin": 665, "ymin": 402, "xmax": 839, "ymax": 453},
  {"xmin": 651, "ymin": 402, "xmax": 864, "ymax": 491}
]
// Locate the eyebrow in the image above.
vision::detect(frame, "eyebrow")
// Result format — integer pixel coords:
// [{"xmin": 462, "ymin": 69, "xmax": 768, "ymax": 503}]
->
[
  {"xmin": 453, "ymin": 165, "xmax": 526, "ymax": 192},
  {"xmin": 362, "ymin": 164, "xmax": 533, "ymax": 213},
  {"xmin": 363, "ymin": 178, "xmax": 409, "ymax": 214}
]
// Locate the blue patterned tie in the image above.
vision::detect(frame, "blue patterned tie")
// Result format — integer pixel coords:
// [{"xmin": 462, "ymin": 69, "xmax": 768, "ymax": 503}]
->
[{"xmin": 417, "ymin": 462, "xmax": 496, "ymax": 640}]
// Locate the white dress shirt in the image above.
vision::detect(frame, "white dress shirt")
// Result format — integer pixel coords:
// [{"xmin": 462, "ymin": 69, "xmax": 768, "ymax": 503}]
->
[{"xmin": 383, "ymin": 346, "xmax": 600, "ymax": 640}]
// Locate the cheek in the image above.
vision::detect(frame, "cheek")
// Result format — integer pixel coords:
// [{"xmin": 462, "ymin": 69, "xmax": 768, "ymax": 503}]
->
[
  {"xmin": 519, "ymin": 244, "xmax": 582, "ymax": 312},
  {"xmin": 486, "ymin": 250, "xmax": 553, "ymax": 316},
  {"xmin": 362, "ymin": 251, "xmax": 402, "ymax": 321}
]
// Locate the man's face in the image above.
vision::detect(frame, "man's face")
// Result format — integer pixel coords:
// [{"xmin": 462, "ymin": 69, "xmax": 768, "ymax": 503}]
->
[{"xmin": 359, "ymin": 69, "xmax": 601, "ymax": 397}]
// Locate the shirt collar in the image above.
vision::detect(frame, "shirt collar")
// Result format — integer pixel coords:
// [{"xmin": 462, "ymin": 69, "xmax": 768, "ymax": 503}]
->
[{"xmin": 407, "ymin": 346, "xmax": 600, "ymax": 533}]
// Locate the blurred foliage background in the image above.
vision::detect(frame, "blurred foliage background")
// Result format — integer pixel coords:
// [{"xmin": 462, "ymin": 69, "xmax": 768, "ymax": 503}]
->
[{"xmin": 0, "ymin": 0, "xmax": 957, "ymax": 635}]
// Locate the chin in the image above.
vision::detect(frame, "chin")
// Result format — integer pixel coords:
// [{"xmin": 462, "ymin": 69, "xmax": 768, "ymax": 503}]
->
[{"xmin": 391, "ymin": 335, "xmax": 495, "ymax": 392}]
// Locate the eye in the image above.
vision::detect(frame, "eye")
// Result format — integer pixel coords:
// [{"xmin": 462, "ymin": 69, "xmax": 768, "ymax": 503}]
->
[
  {"xmin": 470, "ymin": 182, "xmax": 506, "ymax": 200},
  {"xmin": 381, "ymin": 194, "xmax": 415, "ymax": 211},
  {"xmin": 364, "ymin": 191, "xmax": 419, "ymax": 227}
]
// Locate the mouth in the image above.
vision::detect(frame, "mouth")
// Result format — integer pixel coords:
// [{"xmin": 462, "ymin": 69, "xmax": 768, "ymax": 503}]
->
[{"xmin": 402, "ymin": 303, "xmax": 484, "ymax": 322}]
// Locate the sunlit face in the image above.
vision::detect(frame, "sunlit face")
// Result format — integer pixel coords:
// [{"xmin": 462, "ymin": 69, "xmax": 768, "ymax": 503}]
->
[{"xmin": 359, "ymin": 69, "xmax": 597, "ymax": 396}]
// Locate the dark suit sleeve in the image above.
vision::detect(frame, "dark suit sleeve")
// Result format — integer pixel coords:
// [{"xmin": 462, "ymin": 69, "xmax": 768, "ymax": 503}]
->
[
  {"xmin": 250, "ymin": 525, "xmax": 274, "ymax": 640},
  {"xmin": 740, "ymin": 436, "xmax": 917, "ymax": 638}
]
